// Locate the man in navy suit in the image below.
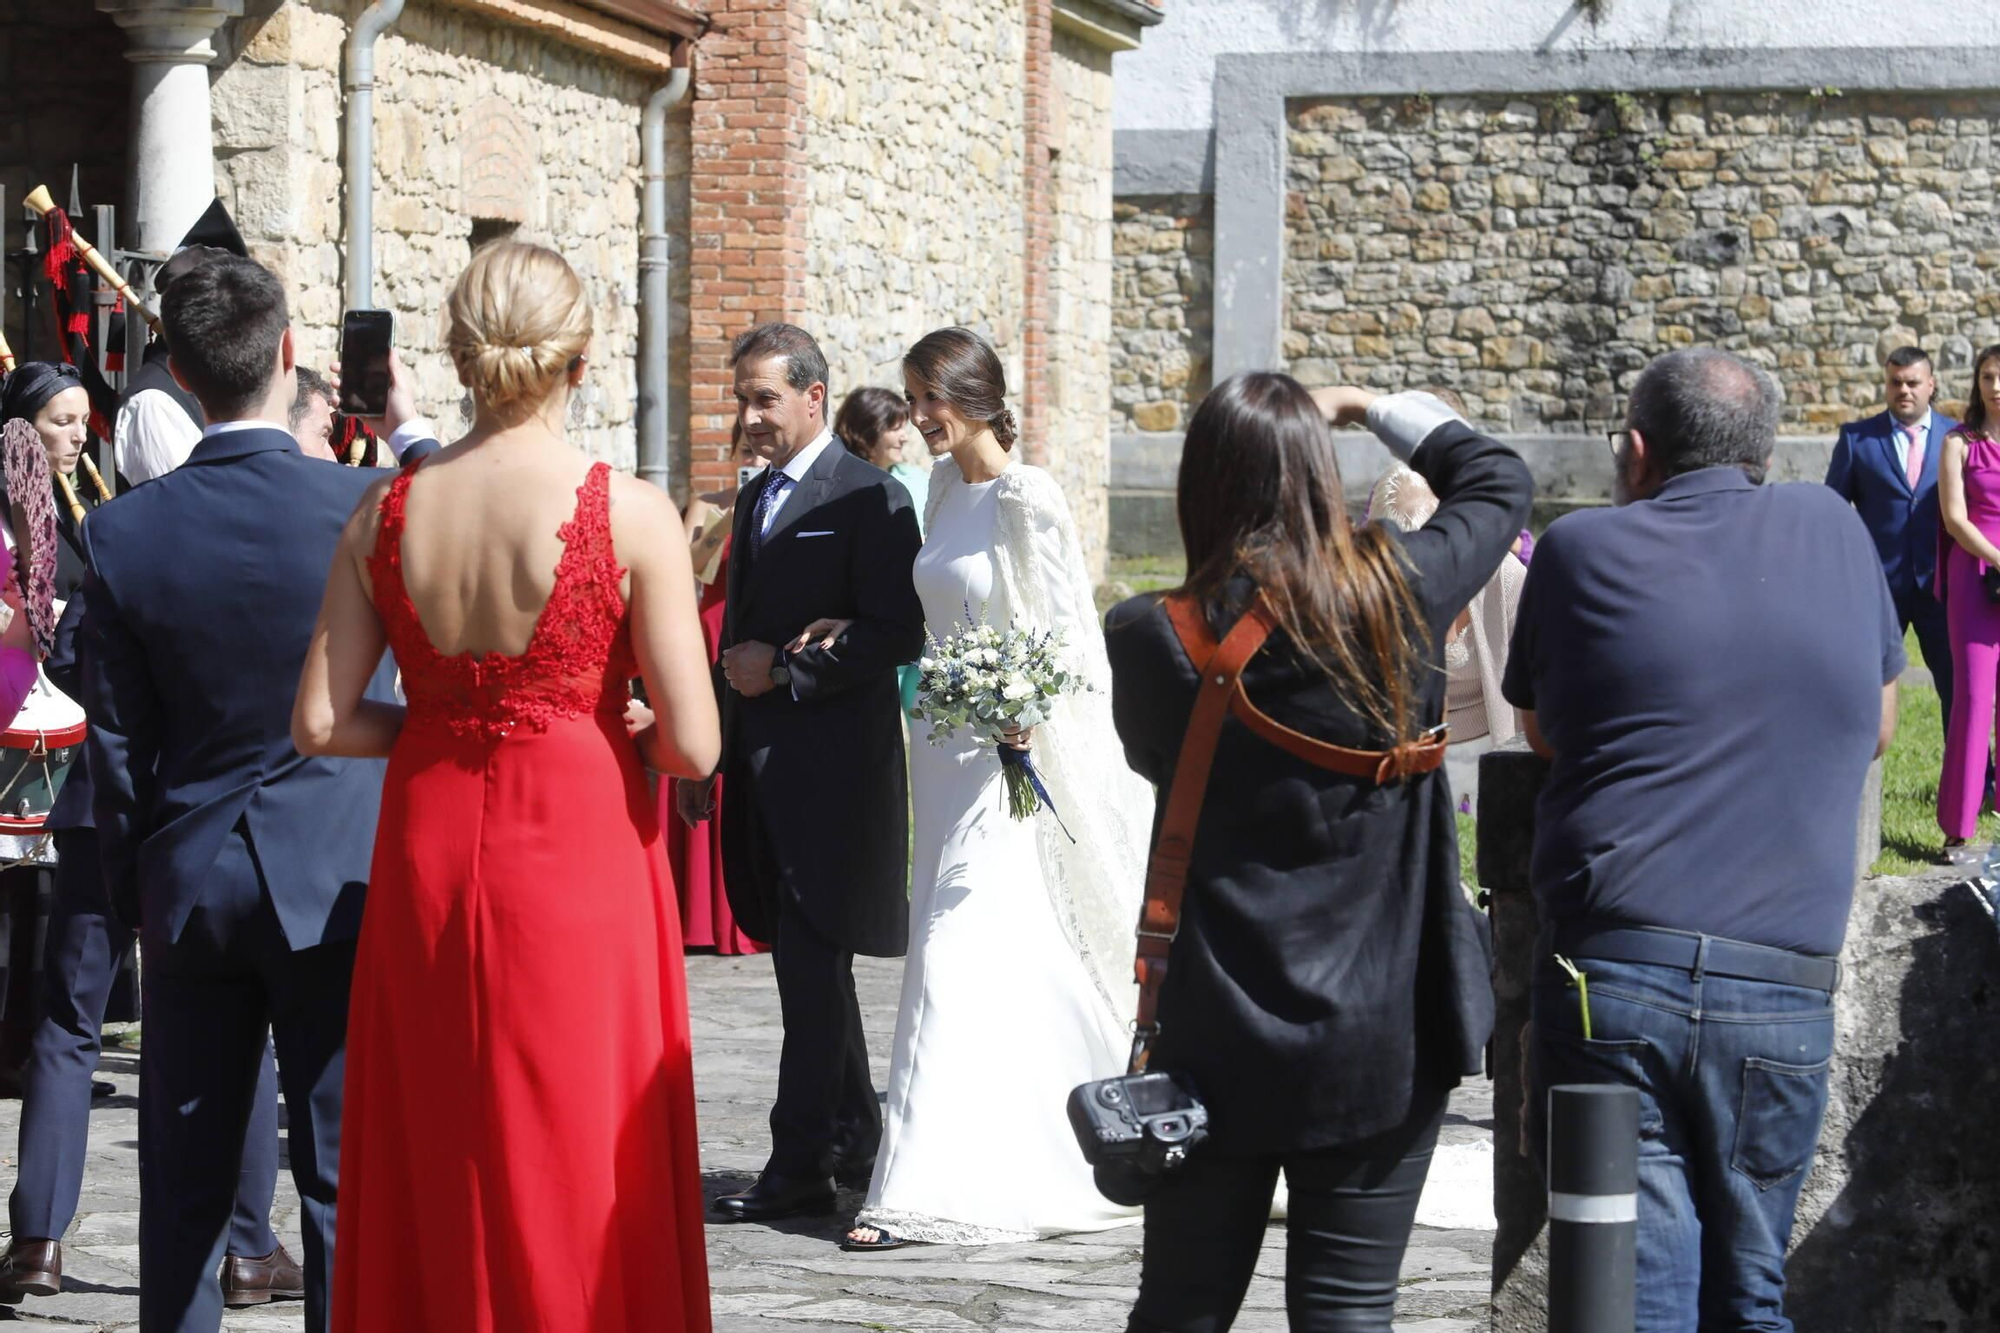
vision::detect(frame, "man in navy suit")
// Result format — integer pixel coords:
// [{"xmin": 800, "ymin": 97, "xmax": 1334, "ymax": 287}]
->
[
  {"xmin": 1828, "ymin": 346, "xmax": 1960, "ymax": 734},
  {"xmin": 80, "ymin": 255, "xmax": 432, "ymax": 1333}
]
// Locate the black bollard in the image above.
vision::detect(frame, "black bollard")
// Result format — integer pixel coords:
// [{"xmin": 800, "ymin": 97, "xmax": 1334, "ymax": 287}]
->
[{"xmin": 1547, "ymin": 1083, "xmax": 1638, "ymax": 1333}]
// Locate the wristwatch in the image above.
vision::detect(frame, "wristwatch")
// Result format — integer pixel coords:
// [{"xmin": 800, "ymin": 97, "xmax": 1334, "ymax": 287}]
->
[{"xmin": 770, "ymin": 653, "xmax": 792, "ymax": 689}]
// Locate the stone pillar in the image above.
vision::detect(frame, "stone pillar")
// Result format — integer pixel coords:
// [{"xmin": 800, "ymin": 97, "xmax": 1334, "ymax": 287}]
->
[{"xmin": 98, "ymin": 0, "xmax": 242, "ymax": 254}]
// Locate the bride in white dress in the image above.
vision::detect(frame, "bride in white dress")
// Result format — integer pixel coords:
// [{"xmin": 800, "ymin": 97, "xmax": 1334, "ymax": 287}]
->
[{"xmin": 835, "ymin": 328, "xmax": 1153, "ymax": 1249}]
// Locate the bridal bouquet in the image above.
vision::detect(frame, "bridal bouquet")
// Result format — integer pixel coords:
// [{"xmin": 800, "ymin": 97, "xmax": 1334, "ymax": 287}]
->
[{"xmin": 915, "ymin": 610, "xmax": 1082, "ymax": 825}]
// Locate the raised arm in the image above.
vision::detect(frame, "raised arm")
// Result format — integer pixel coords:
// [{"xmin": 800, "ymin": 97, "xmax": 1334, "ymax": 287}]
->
[
  {"xmin": 293, "ymin": 483, "xmax": 404, "ymax": 758},
  {"xmin": 612, "ymin": 474, "xmax": 721, "ymax": 779}
]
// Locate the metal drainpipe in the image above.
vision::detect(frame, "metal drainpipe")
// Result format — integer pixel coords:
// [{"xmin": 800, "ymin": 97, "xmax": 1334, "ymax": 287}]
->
[
  {"xmin": 344, "ymin": 0, "xmax": 407, "ymax": 310},
  {"xmin": 638, "ymin": 64, "xmax": 693, "ymax": 496}
]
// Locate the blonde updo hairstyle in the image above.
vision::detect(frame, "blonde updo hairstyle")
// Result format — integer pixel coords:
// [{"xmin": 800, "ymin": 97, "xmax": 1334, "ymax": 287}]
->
[{"xmin": 445, "ymin": 240, "xmax": 592, "ymax": 424}]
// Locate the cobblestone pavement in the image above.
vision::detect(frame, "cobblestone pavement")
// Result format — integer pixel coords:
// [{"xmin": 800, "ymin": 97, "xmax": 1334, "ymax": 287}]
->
[{"xmin": 0, "ymin": 955, "xmax": 1493, "ymax": 1330}]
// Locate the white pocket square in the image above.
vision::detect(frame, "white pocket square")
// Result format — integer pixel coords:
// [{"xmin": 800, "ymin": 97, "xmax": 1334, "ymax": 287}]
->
[{"xmin": 795, "ymin": 530, "xmax": 837, "ymax": 538}]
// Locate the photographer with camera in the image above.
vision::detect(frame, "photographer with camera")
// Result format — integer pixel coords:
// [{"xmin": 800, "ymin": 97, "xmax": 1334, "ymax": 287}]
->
[{"xmin": 1101, "ymin": 376, "xmax": 1529, "ymax": 1331}]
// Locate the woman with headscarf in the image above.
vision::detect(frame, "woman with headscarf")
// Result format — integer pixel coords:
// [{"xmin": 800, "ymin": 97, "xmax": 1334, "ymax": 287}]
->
[
  {"xmin": 0, "ymin": 364, "xmax": 85, "ymax": 1088},
  {"xmin": 2, "ymin": 362, "xmax": 102, "ymax": 600}
]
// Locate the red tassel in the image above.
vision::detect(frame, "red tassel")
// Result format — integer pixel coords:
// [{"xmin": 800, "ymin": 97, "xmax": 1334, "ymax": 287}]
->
[
  {"xmin": 40, "ymin": 211, "xmax": 77, "ymax": 296},
  {"xmin": 88, "ymin": 409, "xmax": 111, "ymax": 444}
]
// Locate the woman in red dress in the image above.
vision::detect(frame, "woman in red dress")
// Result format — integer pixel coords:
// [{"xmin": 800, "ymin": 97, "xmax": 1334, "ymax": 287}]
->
[{"xmin": 294, "ymin": 240, "xmax": 720, "ymax": 1332}]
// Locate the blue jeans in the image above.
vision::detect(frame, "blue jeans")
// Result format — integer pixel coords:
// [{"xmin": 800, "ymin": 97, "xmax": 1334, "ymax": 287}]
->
[{"xmin": 1532, "ymin": 954, "xmax": 1835, "ymax": 1333}]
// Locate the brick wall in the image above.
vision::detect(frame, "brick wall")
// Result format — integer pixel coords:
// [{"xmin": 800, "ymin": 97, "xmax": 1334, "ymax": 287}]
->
[{"xmin": 687, "ymin": 0, "xmax": 812, "ymax": 494}]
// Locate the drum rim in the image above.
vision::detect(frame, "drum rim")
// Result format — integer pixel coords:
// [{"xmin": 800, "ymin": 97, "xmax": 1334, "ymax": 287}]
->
[{"xmin": 0, "ymin": 721, "xmax": 86, "ymax": 750}]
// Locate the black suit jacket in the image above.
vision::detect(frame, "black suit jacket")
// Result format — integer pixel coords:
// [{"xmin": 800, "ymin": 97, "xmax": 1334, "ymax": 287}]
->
[
  {"xmin": 1104, "ymin": 421, "xmax": 1531, "ymax": 1151},
  {"xmin": 718, "ymin": 440, "xmax": 924, "ymax": 957},
  {"xmin": 81, "ymin": 426, "xmax": 404, "ymax": 947}
]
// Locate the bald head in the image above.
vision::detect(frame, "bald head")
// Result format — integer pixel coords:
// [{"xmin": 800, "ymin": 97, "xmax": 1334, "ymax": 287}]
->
[{"xmin": 1627, "ymin": 348, "xmax": 1781, "ymax": 486}]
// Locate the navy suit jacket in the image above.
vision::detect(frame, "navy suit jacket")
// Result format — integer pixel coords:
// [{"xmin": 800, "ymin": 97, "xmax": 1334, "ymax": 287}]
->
[
  {"xmin": 1827, "ymin": 409, "xmax": 1960, "ymax": 600},
  {"xmin": 80, "ymin": 426, "xmax": 419, "ymax": 947}
]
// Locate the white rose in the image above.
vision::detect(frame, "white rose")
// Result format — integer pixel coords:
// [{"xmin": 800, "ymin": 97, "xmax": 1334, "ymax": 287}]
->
[{"xmin": 1003, "ymin": 675, "xmax": 1033, "ymax": 701}]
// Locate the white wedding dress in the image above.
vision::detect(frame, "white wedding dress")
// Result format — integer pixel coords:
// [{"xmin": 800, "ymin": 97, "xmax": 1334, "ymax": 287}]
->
[{"xmin": 855, "ymin": 457, "xmax": 1152, "ymax": 1243}]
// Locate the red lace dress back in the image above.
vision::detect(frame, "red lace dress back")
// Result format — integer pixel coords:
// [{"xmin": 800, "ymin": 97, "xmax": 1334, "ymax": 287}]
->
[{"xmin": 334, "ymin": 460, "xmax": 711, "ymax": 1333}]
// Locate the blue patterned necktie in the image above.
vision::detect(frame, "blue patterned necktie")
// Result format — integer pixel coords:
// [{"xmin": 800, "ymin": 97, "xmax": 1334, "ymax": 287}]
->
[{"xmin": 750, "ymin": 467, "xmax": 789, "ymax": 556}]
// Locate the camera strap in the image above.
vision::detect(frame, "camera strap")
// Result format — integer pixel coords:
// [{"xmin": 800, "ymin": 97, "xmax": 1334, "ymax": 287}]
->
[{"xmin": 1129, "ymin": 592, "xmax": 1449, "ymax": 1073}]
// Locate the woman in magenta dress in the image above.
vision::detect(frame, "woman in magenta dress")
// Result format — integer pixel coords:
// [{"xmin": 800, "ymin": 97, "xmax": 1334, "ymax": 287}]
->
[
  {"xmin": 294, "ymin": 240, "xmax": 720, "ymax": 1331},
  {"xmin": 1936, "ymin": 343, "xmax": 2000, "ymax": 856}
]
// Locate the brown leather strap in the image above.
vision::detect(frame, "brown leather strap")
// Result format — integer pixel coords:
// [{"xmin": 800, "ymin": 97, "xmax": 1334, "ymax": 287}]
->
[
  {"xmin": 1129, "ymin": 593, "xmax": 1445, "ymax": 1071},
  {"xmin": 1131, "ymin": 598, "xmax": 1272, "ymax": 1067}
]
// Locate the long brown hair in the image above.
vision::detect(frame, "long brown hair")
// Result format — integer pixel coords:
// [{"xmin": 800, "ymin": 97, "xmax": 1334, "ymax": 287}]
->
[
  {"xmin": 1966, "ymin": 344, "xmax": 2000, "ymax": 438},
  {"xmin": 903, "ymin": 326, "xmax": 1018, "ymax": 450},
  {"xmin": 1177, "ymin": 373, "xmax": 1430, "ymax": 744}
]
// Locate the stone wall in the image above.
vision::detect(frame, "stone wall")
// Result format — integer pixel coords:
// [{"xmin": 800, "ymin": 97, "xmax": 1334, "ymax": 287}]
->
[
  {"xmin": 1047, "ymin": 31, "xmax": 1115, "ymax": 578},
  {"xmin": 801, "ymin": 0, "xmax": 1026, "ymax": 442},
  {"xmin": 214, "ymin": 0, "xmax": 688, "ymax": 472},
  {"xmin": 1279, "ymin": 90, "xmax": 2000, "ymax": 432},
  {"xmin": 0, "ymin": 2, "xmax": 130, "ymax": 358},
  {"xmin": 1110, "ymin": 192, "xmax": 1210, "ymax": 434}
]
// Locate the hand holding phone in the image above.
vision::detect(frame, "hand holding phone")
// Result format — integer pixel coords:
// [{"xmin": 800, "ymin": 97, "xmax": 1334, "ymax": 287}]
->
[{"xmin": 338, "ymin": 309, "xmax": 395, "ymax": 417}]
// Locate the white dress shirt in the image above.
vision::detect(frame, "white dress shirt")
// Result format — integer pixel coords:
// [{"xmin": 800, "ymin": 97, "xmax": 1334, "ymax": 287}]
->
[
  {"xmin": 115, "ymin": 389, "xmax": 202, "ymax": 485},
  {"xmin": 756, "ymin": 424, "xmax": 837, "ymax": 540},
  {"xmin": 202, "ymin": 419, "xmax": 293, "ymax": 441}
]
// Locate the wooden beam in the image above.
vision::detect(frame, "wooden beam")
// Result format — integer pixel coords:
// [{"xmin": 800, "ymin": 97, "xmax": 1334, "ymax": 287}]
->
[{"xmin": 432, "ymin": 0, "xmax": 700, "ymax": 72}]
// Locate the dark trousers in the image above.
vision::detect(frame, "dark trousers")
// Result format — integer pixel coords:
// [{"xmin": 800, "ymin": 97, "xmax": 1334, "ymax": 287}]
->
[
  {"xmin": 0, "ymin": 863, "xmax": 51, "ymax": 1069},
  {"xmin": 1128, "ymin": 1092, "xmax": 1446, "ymax": 1332},
  {"xmin": 1533, "ymin": 954, "xmax": 1835, "ymax": 1333},
  {"xmin": 139, "ymin": 830, "xmax": 353, "ymax": 1333},
  {"xmin": 766, "ymin": 889, "xmax": 879, "ymax": 1177},
  {"xmin": 10, "ymin": 829, "xmax": 280, "ymax": 1255},
  {"xmin": 1900, "ymin": 586, "xmax": 1954, "ymax": 734}
]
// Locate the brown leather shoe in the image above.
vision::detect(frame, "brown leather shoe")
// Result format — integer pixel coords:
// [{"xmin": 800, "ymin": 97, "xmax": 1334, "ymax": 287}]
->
[
  {"xmin": 0, "ymin": 1238, "xmax": 60, "ymax": 1303},
  {"xmin": 221, "ymin": 1243, "xmax": 305, "ymax": 1307}
]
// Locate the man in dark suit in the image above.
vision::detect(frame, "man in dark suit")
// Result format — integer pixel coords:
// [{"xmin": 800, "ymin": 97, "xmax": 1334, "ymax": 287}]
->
[
  {"xmin": 81, "ymin": 255, "xmax": 428, "ymax": 1333},
  {"xmin": 683, "ymin": 323, "xmax": 924, "ymax": 1222},
  {"xmin": 1, "ymin": 590, "xmax": 297, "ymax": 1309},
  {"xmin": 1827, "ymin": 345, "xmax": 1960, "ymax": 734}
]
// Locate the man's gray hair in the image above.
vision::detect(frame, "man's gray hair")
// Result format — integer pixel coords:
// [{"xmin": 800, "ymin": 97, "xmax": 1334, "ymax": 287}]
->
[
  {"xmin": 1627, "ymin": 348, "xmax": 1782, "ymax": 484},
  {"xmin": 730, "ymin": 323, "xmax": 830, "ymax": 400}
]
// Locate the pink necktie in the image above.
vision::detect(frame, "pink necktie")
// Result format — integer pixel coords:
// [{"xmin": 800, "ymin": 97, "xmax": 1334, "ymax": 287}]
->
[{"xmin": 1906, "ymin": 422, "xmax": 1925, "ymax": 488}]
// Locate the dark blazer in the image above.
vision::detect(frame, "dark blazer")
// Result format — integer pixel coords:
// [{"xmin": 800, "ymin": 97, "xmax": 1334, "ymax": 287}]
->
[
  {"xmin": 717, "ymin": 439, "xmax": 924, "ymax": 958},
  {"xmin": 80, "ymin": 426, "xmax": 409, "ymax": 947},
  {"xmin": 1826, "ymin": 408, "xmax": 1959, "ymax": 600},
  {"xmin": 1104, "ymin": 421, "xmax": 1532, "ymax": 1152}
]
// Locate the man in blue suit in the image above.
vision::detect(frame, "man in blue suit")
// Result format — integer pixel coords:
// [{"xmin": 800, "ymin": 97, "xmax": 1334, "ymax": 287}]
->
[
  {"xmin": 80, "ymin": 255, "xmax": 432, "ymax": 1333},
  {"xmin": 1827, "ymin": 346, "xmax": 1959, "ymax": 734}
]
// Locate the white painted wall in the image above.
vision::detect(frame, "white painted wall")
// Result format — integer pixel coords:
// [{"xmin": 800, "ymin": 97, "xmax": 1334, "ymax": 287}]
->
[{"xmin": 1115, "ymin": 0, "xmax": 1998, "ymax": 131}]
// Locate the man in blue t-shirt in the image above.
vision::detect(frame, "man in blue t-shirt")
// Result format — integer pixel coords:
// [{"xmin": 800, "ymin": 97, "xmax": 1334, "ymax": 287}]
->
[{"xmin": 1504, "ymin": 347, "xmax": 1901, "ymax": 1333}]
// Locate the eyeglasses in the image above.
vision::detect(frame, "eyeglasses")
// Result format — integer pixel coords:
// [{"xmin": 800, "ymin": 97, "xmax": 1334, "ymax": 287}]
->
[{"xmin": 1605, "ymin": 429, "xmax": 1632, "ymax": 460}]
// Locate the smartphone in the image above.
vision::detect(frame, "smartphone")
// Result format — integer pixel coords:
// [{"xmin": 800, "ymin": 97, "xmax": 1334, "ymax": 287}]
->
[{"xmin": 338, "ymin": 309, "xmax": 394, "ymax": 417}]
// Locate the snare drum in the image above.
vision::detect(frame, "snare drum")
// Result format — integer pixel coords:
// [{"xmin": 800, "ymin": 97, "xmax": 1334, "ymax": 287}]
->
[{"xmin": 0, "ymin": 673, "xmax": 85, "ymax": 833}]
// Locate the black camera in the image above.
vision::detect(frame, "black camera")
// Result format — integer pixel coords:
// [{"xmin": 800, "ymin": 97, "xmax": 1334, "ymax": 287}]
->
[{"xmin": 1066, "ymin": 1070, "xmax": 1208, "ymax": 1205}]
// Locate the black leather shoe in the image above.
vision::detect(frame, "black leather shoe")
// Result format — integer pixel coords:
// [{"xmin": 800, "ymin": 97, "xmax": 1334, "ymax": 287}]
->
[{"xmin": 712, "ymin": 1172, "xmax": 836, "ymax": 1222}]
